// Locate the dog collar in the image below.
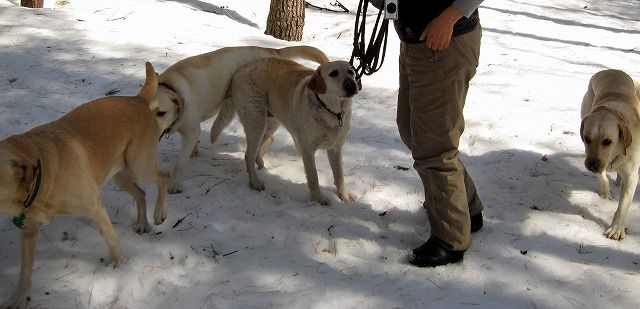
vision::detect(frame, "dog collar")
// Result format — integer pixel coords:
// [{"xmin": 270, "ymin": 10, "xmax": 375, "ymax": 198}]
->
[
  {"xmin": 609, "ymin": 154, "xmax": 622, "ymax": 169},
  {"xmin": 158, "ymin": 82, "xmax": 182, "ymax": 140},
  {"xmin": 13, "ymin": 158, "xmax": 43, "ymax": 229},
  {"xmin": 314, "ymin": 93, "xmax": 343, "ymax": 127}
]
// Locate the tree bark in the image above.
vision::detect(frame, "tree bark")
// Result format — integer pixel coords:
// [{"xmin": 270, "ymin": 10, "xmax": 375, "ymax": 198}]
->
[
  {"xmin": 21, "ymin": 0, "xmax": 44, "ymax": 8},
  {"xmin": 265, "ymin": 0, "xmax": 305, "ymax": 41}
]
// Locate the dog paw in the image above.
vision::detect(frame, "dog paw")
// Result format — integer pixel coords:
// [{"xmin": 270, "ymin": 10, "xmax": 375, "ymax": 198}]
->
[
  {"xmin": 312, "ymin": 194, "xmax": 331, "ymax": 206},
  {"xmin": 134, "ymin": 221, "xmax": 151, "ymax": 234},
  {"xmin": 250, "ymin": 181, "xmax": 265, "ymax": 191},
  {"xmin": 604, "ymin": 224, "xmax": 626, "ymax": 240},
  {"xmin": 153, "ymin": 209, "xmax": 167, "ymax": 226},
  {"xmin": 107, "ymin": 256, "xmax": 127, "ymax": 268},
  {"xmin": 338, "ymin": 191, "xmax": 357, "ymax": 202},
  {"xmin": 598, "ymin": 191, "xmax": 613, "ymax": 200},
  {"xmin": 168, "ymin": 183, "xmax": 183, "ymax": 194}
]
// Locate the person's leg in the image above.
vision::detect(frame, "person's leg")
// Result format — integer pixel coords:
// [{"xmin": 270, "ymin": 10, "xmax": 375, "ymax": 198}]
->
[
  {"xmin": 399, "ymin": 38, "xmax": 483, "ymax": 220},
  {"xmin": 453, "ymin": 25, "xmax": 484, "ymax": 221},
  {"xmin": 463, "ymin": 164, "xmax": 483, "ymax": 217},
  {"xmin": 405, "ymin": 25, "xmax": 482, "ymax": 255}
]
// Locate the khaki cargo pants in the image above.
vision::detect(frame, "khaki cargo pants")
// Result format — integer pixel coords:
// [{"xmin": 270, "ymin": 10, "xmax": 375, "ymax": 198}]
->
[{"xmin": 397, "ymin": 25, "xmax": 483, "ymax": 251}]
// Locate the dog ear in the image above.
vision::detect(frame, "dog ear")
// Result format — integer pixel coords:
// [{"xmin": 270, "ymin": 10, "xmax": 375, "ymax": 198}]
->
[
  {"xmin": 308, "ymin": 68, "xmax": 326, "ymax": 94},
  {"xmin": 619, "ymin": 121, "xmax": 633, "ymax": 155},
  {"xmin": 138, "ymin": 62, "xmax": 159, "ymax": 104}
]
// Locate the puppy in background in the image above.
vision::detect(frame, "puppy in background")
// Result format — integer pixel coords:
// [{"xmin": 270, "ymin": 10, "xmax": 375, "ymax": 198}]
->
[
  {"xmin": 580, "ymin": 69, "xmax": 640, "ymax": 240},
  {"xmin": 210, "ymin": 57, "xmax": 360, "ymax": 205},
  {"xmin": 0, "ymin": 62, "xmax": 168, "ymax": 307}
]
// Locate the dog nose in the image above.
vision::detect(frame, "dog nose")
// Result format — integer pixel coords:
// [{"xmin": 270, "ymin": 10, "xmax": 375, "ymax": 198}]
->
[
  {"xmin": 585, "ymin": 158, "xmax": 601, "ymax": 173},
  {"xmin": 343, "ymin": 79, "xmax": 358, "ymax": 96}
]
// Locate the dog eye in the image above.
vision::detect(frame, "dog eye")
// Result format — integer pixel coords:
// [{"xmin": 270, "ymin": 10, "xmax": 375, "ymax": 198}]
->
[
  {"xmin": 156, "ymin": 111, "xmax": 167, "ymax": 117},
  {"xmin": 602, "ymin": 139, "xmax": 612, "ymax": 146},
  {"xmin": 347, "ymin": 69, "xmax": 354, "ymax": 76},
  {"xmin": 584, "ymin": 137, "xmax": 591, "ymax": 144},
  {"xmin": 329, "ymin": 70, "xmax": 339, "ymax": 77}
]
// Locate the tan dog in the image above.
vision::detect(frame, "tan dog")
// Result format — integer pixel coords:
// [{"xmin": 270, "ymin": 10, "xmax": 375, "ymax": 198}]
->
[
  {"xmin": 580, "ymin": 69, "xmax": 640, "ymax": 240},
  {"xmin": 0, "ymin": 63, "xmax": 168, "ymax": 308},
  {"xmin": 210, "ymin": 57, "xmax": 360, "ymax": 205},
  {"xmin": 151, "ymin": 45, "xmax": 329, "ymax": 194}
]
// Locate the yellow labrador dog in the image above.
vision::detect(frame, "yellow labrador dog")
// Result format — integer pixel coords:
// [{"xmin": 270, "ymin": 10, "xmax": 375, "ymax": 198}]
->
[
  {"xmin": 580, "ymin": 69, "xmax": 640, "ymax": 240},
  {"xmin": 210, "ymin": 57, "xmax": 360, "ymax": 205},
  {"xmin": 0, "ymin": 62, "xmax": 168, "ymax": 307},
  {"xmin": 151, "ymin": 45, "xmax": 329, "ymax": 193}
]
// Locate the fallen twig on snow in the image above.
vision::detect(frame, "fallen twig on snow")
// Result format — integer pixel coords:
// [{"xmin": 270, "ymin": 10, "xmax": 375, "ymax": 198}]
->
[
  {"xmin": 305, "ymin": 1, "xmax": 349, "ymax": 13},
  {"xmin": 222, "ymin": 250, "xmax": 238, "ymax": 257},
  {"xmin": 173, "ymin": 213, "xmax": 192, "ymax": 229},
  {"xmin": 107, "ymin": 11, "xmax": 133, "ymax": 21}
]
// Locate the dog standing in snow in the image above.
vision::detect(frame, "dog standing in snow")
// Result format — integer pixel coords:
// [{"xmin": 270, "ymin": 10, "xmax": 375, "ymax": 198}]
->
[
  {"xmin": 0, "ymin": 63, "xmax": 168, "ymax": 307},
  {"xmin": 580, "ymin": 69, "xmax": 640, "ymax": 240},
  {"xmin": 210, "ymin": 57, "xmax": 360, "ymax": 205}
]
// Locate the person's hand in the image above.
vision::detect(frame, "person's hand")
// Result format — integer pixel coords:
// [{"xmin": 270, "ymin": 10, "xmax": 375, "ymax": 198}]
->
[{"xmin": 420, "ymin": 6, "xmax": 463, "ymax": 51}]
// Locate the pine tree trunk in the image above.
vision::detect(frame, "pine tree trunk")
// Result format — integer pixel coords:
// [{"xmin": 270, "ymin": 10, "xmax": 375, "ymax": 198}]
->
[
  {"xmin": 265, "ymin": 0, "xmax": 305, "ymax": 41},
  {"xmin": 21, "ymin": 0, "xmax": 44, "ymax": 8}
]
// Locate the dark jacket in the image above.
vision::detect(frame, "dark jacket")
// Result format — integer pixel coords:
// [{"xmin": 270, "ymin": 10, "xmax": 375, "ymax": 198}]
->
[{"xmin": 369, "ymin": 1, "xmax": 479, "ymax": 44}]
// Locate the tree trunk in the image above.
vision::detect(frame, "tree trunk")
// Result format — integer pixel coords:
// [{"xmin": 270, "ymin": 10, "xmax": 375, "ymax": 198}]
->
[
  {"xmin": 21, "ymin": 0, "xmax": 44, "ymax": 8},
  {"xmin": 265, "ymin": 0, "xmax": 305, "ymax": 41}
]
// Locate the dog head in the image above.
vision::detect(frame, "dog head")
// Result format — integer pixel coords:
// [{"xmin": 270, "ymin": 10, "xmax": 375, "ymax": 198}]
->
[
  {"xmin": 153, "ymin": 86, "xmax": 182, "ymax": 135},
  {"xmin": 308, "ymin": 61, "xmax": 361, "ymax": 98},
  {"xmin": 136, "ymin": 62, "xmax": 180, "ymax": 134},
  {"xmin": 580, "ymin": 108, "xmax": 632, "ymax": 173}
]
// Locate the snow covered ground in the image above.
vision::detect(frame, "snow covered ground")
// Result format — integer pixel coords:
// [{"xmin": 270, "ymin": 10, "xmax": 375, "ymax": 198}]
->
[{"xmin": 1, "ymin": 0, "xmax": 639, "ymax": 308}]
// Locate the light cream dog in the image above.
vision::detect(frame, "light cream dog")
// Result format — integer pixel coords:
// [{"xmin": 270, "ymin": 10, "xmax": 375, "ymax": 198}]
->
[
  {"xmin": 0, "ymin": 63, "xmax": 168, "ymax": 308},
  {"xmin": 210, "ymin": 57, "xmax": 360, "ymax": 205},
  {"xmin": 580, "ymin": 69, "xmax": 640, "ymax": 240},
  {"xmin": 151, "ymin": 45, "xmax": 329, "ymax": 193}
]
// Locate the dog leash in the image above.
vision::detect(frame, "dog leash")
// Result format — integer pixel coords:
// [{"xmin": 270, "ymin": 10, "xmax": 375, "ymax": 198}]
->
[
  {"xmin": 350, "ymin": 0, "xmax": 389, "ymax": 80},
  {"xmin": 13, "ymin": 159, "xmax": 43, "ymax": 229},
  {"xmin": 314, "ymin": 93, "xmax": 343, "ymax": 127}
]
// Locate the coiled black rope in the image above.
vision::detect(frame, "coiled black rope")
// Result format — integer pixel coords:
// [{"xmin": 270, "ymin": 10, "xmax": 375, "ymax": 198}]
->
[{"xmin": 349, "ymin": 0, "xmax": 390, "ymax": 80}]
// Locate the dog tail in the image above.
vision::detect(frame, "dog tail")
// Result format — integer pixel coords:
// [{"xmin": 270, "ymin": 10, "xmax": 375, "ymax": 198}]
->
[
  {"xmin": 210, "ymin": 97, "xmax": 235, "ymax": 144},
  {"xmin": 276, "ymin": 46, "xmax": 329, "ymax": 65},
  {"xmin": 138, "ymin": 62, "xmax": 158, "ymax": 104}
]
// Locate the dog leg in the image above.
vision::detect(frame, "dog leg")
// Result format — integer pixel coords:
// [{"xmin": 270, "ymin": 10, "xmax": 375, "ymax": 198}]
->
[
  {"xmin": 327, "ymin": 146, "xmax": 356, "ymax": 202},
  {"xmin": 256, "ymin": 118, "xmax": 280, "ymax": 169},
  {"xmin": 597, "ymin": 170, "xmax": 612, "ymax": 200},
  {"xmin": 299, "ymin": 146, "xmax": 329, "ymax": 205},
  {"xmin": 89, "ymin": 200, "xmax": 125, "ymax": 266},
  {"xmin": 113, "ymin": 171, "xmax": 149, "ymax": 234},
  {"xmin": 169, "ymin": 125, "xmax": 200, "ymax": 194},
  {"xmin": 1, "ymin": 218, "xmax": 39, "ymax": 309},
  {"xmin": 125, "ymin": 141, "xmax": 169, "ymax": 226},
  {"xmin": 243, "ymin": 125, "xmax": 266, "ymax": 191},
  {"xmin": 605, "ymin": 171, "xmax": 637, "ymax": 240},
  {"xmin": 236, "ymin": 104, "xmax": 267, "ymax": 191},
  {"xmin": 153, "ymin": 171, "xmax": 169, "ymax": 225},
  {"xmin": 190, "ymin": 140, "xmax": 200, "ymax": 158}
]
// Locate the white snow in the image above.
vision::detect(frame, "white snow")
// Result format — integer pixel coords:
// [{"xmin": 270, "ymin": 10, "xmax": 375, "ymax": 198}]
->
[{"xmin": 1, "ymin": 0, "xmax": 639, "ymax": 308}]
